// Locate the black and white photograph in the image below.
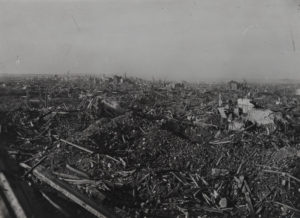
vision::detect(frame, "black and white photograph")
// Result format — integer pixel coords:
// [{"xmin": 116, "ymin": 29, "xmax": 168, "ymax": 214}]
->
[{"xmin": 0, "ymin": 0, "xmax": 300, "ymax": 217}]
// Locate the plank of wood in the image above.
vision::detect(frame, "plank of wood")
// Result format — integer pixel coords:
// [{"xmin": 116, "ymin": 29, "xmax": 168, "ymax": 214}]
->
[
  {"xmin": 0, "ymin": 146, "xmax": 50, "ymax": 218},
  {"xmin": 20, "ymin": 163, "xmax": 117, "ymax": 218},
  {"xmin": 0, "ymin": 172, "xmax": 27, "ymax": 218},
  {"xmin": 59, "ymin": 139, "xmax": 94, "ymax": 154},
  {"xmin": 0, "ymin": 192, "xmax": 12, "ymax": 218}
]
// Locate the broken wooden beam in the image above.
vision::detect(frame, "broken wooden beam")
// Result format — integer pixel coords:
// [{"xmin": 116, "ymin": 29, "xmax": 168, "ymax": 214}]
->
[
  {"xmin": 23, "ymin": 155, "xmax": 48, "ymax": 177},
  {"xmin": 0, "ymin": 147, "xmax": 46, "ymax": 218},
  {"xmin": 209, "ymin": 140, "xmax": 233, "ymax": 145},
  {"xmin": 263, "ymin": 169, "xmax": 300, "ymax": 183},
  {"xmin": 0, "ymin": 172, "xmax": 27, "ymax": 218},
  {"xmin": 59, "ymin": 138, "xmax": 94, "ymax": 154},
  {"xmin": 0, "ymin": 193, "xmax": 12, "ymax": 218},
  {"xmin": 40, "ymin": 191, "xmax": 70, "ymax": 217},
  {"xmin": 66, "ymin": 164, "xmax": 90, "ymax": 179},
  {"xmin": 20, "ymin": 163, "xmax": 117, "ymax": 218}
]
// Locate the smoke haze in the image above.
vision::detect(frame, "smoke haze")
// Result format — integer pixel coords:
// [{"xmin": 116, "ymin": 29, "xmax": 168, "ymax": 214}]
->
[{"xmin": 1, "ymin": 0, "xmax": 300, "ymax": 82}]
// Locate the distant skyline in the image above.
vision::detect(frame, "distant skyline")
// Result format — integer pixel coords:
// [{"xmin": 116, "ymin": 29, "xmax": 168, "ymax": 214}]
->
[{"xmin": 1, "ymin": 0, "xmax": 300, "ymax": 82}]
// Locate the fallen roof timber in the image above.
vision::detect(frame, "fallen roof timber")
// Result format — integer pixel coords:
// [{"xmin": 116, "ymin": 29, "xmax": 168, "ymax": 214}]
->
[
  {"xmin": 20, "ymin": 163, "xmax": 117, "ymax": 218},
  {"xmin": 0, "ymin": 193, "xmax": 12, "ymax": 218},
  {"xmin": 0, "ymin": 172, "xmax": 27, "ymax": 218},
  {"xmin": 0, "ymin": 147, "xmax": 45, "ymax": 218}
]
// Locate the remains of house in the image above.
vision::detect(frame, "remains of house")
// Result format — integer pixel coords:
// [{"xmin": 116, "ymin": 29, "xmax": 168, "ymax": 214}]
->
[
  {"xmin": 0, "ymin": 74, "xmax": 299, "ymax": 218},
  {"xmin": 228, "ymin": 80, "xmax": 239, "ymax": 90}
]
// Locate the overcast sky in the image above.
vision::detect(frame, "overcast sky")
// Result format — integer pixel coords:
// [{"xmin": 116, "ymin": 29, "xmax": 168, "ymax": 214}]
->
[{"xmin": 0, "ymin": 0, "xmax": 300, "ymax": 81}]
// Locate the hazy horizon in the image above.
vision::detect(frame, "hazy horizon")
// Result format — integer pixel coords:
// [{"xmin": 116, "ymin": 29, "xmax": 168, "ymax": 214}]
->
[{"xmin": 1, "ymin": 0, "xmax": 300, "ymax": 82}]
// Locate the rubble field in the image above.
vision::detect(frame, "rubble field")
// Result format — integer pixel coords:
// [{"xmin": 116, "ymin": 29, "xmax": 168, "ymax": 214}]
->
[{"xmin": 0, "ymin": 75, "xmax": 300, "ymax": 218}]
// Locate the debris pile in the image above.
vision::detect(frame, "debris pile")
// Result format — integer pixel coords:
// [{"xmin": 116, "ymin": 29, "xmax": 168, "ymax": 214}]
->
[{"xmin": 0, "ymin": 75, "xmax": 300, "ymax": 218}]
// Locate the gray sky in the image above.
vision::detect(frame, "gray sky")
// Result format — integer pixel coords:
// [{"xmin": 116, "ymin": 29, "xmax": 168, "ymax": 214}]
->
[{"xmin": 0, "ymin": 0, "xmax": 300, "ymax": 81}]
